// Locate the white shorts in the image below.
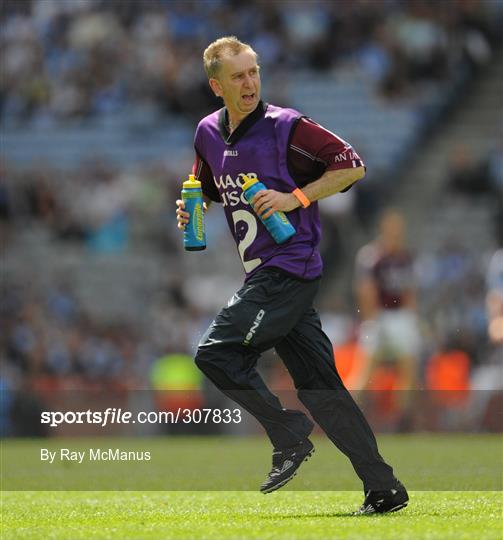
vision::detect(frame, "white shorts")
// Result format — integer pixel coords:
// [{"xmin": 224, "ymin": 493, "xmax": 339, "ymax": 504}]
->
[{"xmin": 359, "ymin": 309, "xmax": 421, "ymax": 361}]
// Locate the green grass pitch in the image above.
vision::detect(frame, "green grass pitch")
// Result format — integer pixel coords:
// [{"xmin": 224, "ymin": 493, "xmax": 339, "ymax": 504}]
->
[{"xmin": 2, "ymin": 435, "xmax": 502, "ymax": 539}]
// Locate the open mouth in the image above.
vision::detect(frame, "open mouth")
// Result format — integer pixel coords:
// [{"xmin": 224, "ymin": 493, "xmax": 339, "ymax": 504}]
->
[{"xmin": 242, "ymin": 93, "xmax": 256, "ymax": 103}]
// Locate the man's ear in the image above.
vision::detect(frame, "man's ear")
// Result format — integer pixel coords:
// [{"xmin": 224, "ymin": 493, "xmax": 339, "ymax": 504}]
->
[{"xmin": 209, "ymin": 78, "xmax": 223, "ymax": 97}]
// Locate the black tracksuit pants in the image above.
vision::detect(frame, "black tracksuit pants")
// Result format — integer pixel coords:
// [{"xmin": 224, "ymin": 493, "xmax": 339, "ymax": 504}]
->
[{"xmin": 195, "ymin": 267, "xmax": 396, "ymax": 490}]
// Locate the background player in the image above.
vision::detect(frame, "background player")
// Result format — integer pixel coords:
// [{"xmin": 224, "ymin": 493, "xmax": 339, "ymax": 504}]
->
[{"xmin": 354, "ymin": 209, "xmax": 420, "ymax": 426}]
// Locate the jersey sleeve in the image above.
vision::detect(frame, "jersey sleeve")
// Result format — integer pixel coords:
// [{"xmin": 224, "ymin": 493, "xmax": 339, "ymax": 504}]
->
[
  {"xmin": 288, "ymin": 118, "xmax": 365, "ymax": 188},
  {"xmin": 193, "ymin": 150, "xmax": 222, "ymax": 203}
]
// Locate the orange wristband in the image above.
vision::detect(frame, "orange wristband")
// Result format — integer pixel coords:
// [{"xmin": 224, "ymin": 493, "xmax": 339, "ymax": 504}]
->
[{"xmin": 292, "ymin": 188, "xmax": 311, "ymax": 208}]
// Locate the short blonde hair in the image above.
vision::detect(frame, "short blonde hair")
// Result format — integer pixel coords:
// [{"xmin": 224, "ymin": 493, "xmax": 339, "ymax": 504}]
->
[{"xmin": 203, "ymin": 36, "xmax": 257, "ymax": 79}]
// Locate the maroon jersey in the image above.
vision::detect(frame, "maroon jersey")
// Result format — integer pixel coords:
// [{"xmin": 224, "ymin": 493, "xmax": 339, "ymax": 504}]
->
[
  {"xmin": 194, "ymin": 115, "xmax": 365, "ymax": 202},
  {"xmin": 356, "ymin": 242, "xmax": 415, "ymax": 309}
]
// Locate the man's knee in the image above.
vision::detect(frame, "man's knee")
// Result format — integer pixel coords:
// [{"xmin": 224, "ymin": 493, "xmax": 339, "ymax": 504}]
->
[
  {"xmin": 194, "ymin": 346, "xmax": 213, "ymax": 373},
  {"xmin": 194, "ymin": 340, "xmax": 231, "ymax": 374}
]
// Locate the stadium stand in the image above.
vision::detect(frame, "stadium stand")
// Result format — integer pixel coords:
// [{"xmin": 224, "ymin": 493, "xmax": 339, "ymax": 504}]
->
[{"xmin": 1, "ymin": 0, "xmax": 502, "ymax": 434}]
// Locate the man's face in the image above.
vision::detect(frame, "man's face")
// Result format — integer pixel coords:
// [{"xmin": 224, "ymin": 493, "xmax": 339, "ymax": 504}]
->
[
  {"xmin": 210, "ymin": 49, "xmax": 261, "ymax": 119},
  {"xmin": 380, "ymin": 212, "xmax": 405, "ymax": 252}
]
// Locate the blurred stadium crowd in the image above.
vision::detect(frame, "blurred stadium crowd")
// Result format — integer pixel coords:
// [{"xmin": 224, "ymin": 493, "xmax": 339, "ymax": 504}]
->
[
  {"xmin": 1, "ymin": 0, "xmax": 499, "ymax": 125},
  {"xmin": 1, "ymin": 0, "xmax": 502, "ymax": 434}
]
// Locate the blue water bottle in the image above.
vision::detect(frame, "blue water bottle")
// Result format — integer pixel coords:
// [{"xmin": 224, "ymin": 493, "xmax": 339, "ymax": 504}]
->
[
  {"xmin": 241, "ymin": 176, "xmax": 296, "ymax": 244},
  {"xmin": 182, "ymin": 174, "xmax": 206, "ymax": 251}
]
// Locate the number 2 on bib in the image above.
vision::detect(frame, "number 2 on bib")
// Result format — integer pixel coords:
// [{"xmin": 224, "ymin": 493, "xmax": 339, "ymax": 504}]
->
[{"xmin": 232, "ymin": 210, "xmax": 261, "ymax": 273}]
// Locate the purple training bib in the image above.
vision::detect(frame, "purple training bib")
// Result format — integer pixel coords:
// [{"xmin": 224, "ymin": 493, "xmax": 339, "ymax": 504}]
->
[{"xmin": 195, "ymin": 103, "xmax": 323, "ymax": 281}]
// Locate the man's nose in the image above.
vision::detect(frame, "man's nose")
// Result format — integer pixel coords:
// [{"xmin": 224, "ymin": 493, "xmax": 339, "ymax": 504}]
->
[{"xmin": 243, "ymin": 75, "xmax": 253, "ymax": 87}]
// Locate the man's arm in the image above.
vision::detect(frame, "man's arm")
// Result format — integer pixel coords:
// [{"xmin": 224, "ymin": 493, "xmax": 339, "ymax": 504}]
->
[
  {"xmin": 253, "ymin": 166, "xmax": 365, "ymax": 219},
  {"xmin": 356, "ymin": 275, "xmax": 379, "ymax": 321},
  {"xmin": 254, "ymin": 116, "xmax": 365, "ymax": 218},
  {"xmin": 301, "ymin": 166, "xmax": 365, "ymax": 203},
  {"xmin": 402, "ymin": 288, "xmax": 417, "ymax": 311}
]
